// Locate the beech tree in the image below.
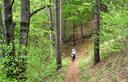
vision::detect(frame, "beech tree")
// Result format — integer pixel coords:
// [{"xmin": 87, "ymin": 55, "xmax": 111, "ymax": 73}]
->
[{"xmin": 94, "ymin": 0, "xmax": 100, "ymax": 65}]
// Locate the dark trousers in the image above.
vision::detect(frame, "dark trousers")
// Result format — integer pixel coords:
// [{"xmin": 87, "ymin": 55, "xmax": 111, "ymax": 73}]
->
[{"xmin": 72, "ymin": 54, "xmax": 75, "ymax": 61}]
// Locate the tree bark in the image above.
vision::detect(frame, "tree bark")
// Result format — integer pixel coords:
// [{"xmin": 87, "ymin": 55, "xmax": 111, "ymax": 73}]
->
[
  {"xmin": 3, "ymin": 0, "xmax": 17, "ymax": 80},
  {"xmin": 20, "ymin": 0, "xmax": 47, "ymax": 80},
  {"xmin": 54, "ymin": 0, "xmax": 62, "ymax": 70},
  {"xmin": 94, "ymin": 0, "xmax": 100, "ymax": 65},
  {"xmin": 48, "ymin": 0, "xmax": 53, "ymax": 41},
  {"xmin": 0, "ymin": 3, "xmax": 4, "ymax": 37},
  {"xmin": 60, "ymin": 0, "xmax": 62, "ymax": 44},
  {"xmin": 19, "ymin": 0, "xmax": 31, "ymax": 81},
  {"xmin": 0, "ymin": 3, "xmax": 5, "ymax": 55},
  {"xmin": 20, "ymin": 0, "xmax": 30, "ymax": 46},
  {"xmin": 3, "ymin": 0, "xmax": 15, "ymax": 46},
  {"xmin": 20, "ymin": 0, "xmax": 47, "ymax": 46}
]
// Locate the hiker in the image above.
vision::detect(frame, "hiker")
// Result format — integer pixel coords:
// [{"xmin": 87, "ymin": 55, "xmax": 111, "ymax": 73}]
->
[{"xmin": 71, "ymin": 48, "xmax": 76, "ymax": 61}]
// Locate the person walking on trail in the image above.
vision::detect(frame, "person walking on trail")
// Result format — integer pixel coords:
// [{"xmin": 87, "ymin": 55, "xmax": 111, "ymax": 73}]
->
[{"xmin": 71, "ymin": 48, "xmax": 76, "ymax": 61}]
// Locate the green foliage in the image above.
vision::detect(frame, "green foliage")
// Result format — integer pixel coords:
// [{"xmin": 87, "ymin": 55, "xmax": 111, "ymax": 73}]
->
[
  {"xmin": 100, "ymin": 0, "xmax": 128, "ymax": 59},
  {"xmin": 0, "ymin": 0, "xmax": 61, "ymax": 82},
  {"xmin": 63, "ymin": 0, "xmax": 93, "ymax": 23},
  {"xmin": 63, "ymin": 0, "xmax": 94, "ymax": 41}
]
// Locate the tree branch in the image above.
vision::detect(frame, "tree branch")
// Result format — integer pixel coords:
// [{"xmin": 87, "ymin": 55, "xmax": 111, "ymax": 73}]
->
[
  {"xmin": 10, "ymin": 0, "xmax": 15, "ymax": 8},
  {"xmin": 30, "ymin": 6, "xmax": 46, "ymax": 18}
]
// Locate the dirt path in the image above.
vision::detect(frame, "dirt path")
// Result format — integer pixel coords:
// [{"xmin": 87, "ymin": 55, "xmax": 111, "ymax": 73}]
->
[
  {"xmin": 66, "ymin": 59, "xmax": 81, "ymax": 82},
  {"xmin": 64, "ymin": 39, "xmax": 93, "ymax": 82},
  {"xmin": 63, "ymin": 19, "xmax": 95, "ymax": 82}
]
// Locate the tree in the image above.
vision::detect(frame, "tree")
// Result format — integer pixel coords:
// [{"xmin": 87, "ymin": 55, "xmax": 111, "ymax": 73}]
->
[
  {"xmin": 94, "ymin": 0, "xmax": 100, "ymax": 65},
  {"xmin": 3, "ymin": 0, "xmax": 15, "ymax": 53},
  {"xmin": 20, "ymin": 0, "xmax": 47, "ymax": 46},
  {"xmin": 0, "ymin": 3, "xmax": 5, "ymax": 48},
  {"xmin": 60, "ymin": 0, "xmax": 62, "ymax": 45},
  {"xmin": 48, "ymin": 0, "xmax": 54, "ymax": 41},
  {"xmin": 54, "ymin": 0, "xmax": 62, "ymax": 70},
  {"xmin": 20, "ymin": 0, "xmax": 30, "ymax": 46},
  {"xmin": 20, "ymin": 0, "xmax": 47, "ymax": 80},
  {"xmin": 0, "ymin": 3, "xmax": 4, "ymax": 36},
  {"xmin": 3, "ymin": 0, "xmax": 16, "ymax": 78}
]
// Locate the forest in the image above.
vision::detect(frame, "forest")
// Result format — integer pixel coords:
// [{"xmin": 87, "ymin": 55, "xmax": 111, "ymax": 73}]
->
[{"xmin": 0, "ymin": 0, "xmax": 128, "ymax": 82}]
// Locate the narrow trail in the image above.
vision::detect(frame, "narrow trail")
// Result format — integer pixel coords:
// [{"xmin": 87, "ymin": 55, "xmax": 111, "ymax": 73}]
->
[
  {"xmin": 64, "ymin": 39, "xmax": 93, "ymax": 82},
  {"xmin": 63, "ymin": 19, "xmax": 95, "ymax": 82},
  {"xmin": 66, "ymin": 59, "xmax": 81, "ymax": 82}
]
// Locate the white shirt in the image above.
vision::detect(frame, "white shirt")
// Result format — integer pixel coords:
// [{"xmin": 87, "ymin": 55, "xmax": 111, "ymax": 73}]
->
[{"xmin": 71, "ymin": 49, "xmax": 76, "ymax": 57}]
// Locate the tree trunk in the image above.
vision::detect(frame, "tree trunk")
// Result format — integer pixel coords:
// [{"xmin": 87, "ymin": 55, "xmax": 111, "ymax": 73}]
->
[
  {"xmin": 3, "ymin": 0, "xmax": 15, "ymax": 51},
  {"xmin": 54, "ymin": 0, "xmax": 62, "ymax": 70},
  {"xmin": 20, "ymin": 0, "xmax": 46, "ymax": 80},
  {"xmin": 20, "ymin": 0, "xmax": 30, "ymax": 46},
  {"xmin": 94, "ymin": 0, "xmax": 100, "ymax": 65},
  {"xmin": 3, "ymin": 0, "xmax": 15, "ymax": 55},
  {"xmin": 48, "ymin": 0, "xmax": 53, "ymax": 41},
  {"xmin": 0, "ymin": 3, "xmax": 5, "ymax": 55},
  {"xmin": 18, "ymin": 0, "xmax": 30, "ymax": 81},
  {"xmin": 0, "ymin": 3, "xmax": 4, "ymax": 37},
  {"xmin": 3, "ymin": 0, "xmax": 17, "ymax": 80},
  {"xmin": 60, "ymin": 0, "xmax": 62, "ymax": 45},
  {"xmin": 80, "ymin": 22, "xmax": 84, "ymax": 43},
  {"xmin": 3, "ymin": 0, "xmax": 15, "ymax": 44}
]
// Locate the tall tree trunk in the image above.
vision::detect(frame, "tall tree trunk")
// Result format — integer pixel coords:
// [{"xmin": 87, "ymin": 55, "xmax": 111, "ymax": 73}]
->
[
  {"xmin": 0, "ymin": 3, "xmax": 4, "ymax": 37},
  {"xmin": 20, "ymin": 0, "xmax": 46, "ymax": 80},
  {"xmin": 80, "ymin": 22, "xmax": 84, "ymax": 43},
  {"xmin": 60, "ymin": 0, "xmax": 62, "ymax": 44},
  {"xmin": 0, "ymin": 3, "xmax": 5, "ymax": 55},
  {"xmin": 54, "ymin": 0, "xmax": 62, "ymax": 70},
  {"xmin": 18, "ymin": 0, "xmax": 30, "ymax": 81},
  {"xmin": 20, "ymin": 0, "xmax": 46, "ymax": 46},
  {"xmin": 3, "ymin": 0, "xmax": 17, "ymax": 80},
  {"xmin": 94, "ymin": 0, "xmax": 100, "ymax": 65},
  {"xmin": 48, "ymin": 0, "xmax": 53, "ymax": 41},
  {"xmin": 20, "ymin": 0, "xmax": 30, "ymax": 46},
  {"xmin": 3, "ymin": 0, "xmax": 15, "ymax": 53}
]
